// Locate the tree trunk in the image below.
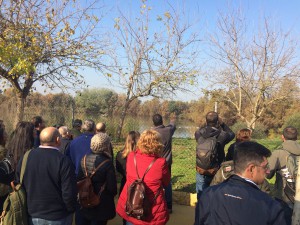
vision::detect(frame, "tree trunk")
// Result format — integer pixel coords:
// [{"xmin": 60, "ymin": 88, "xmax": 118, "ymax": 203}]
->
[
  {"xmin": 116, "ymin": 99, "xmax": 131, "ymax": 140},
  {"xmin": 292, "ymin": 163, "xmax": 300, "ymax": 225},
  {"xmin": 15, "ymin": 94, "xmax": 25, "ymax": 127}
]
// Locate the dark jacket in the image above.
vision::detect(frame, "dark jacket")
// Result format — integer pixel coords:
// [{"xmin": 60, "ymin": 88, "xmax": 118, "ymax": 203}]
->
[
  {"xmin": 115, "ymin": 150, "xmax": 127, "ymax": 195},
  {"xmin": 67, "ymin": 132, "xmax": 94, "ymax": 175},
  {"xmin": 33, "ymin": 129, "xmax": 41, "ymax": 148},
  {"xmin": 15, "ymin": 147, "xmax": 77, "ymax": 220},
  {"xmin": 197, "ymin": 175, "xmax": 287, "ymax": 225},
  {"xmin": 77, "ymin": 153, "xmax": 117, "ymax": 221},
  {"xmin": 195, "ymin": 123, "xmax": 234, "ymax": 164},
  {"xmin": 153, "ymin": 122, "xmax": 176, "ymax": 166},
  {"xmin": 59, "ymin": 137, "xmax": 72, "ymax": 155},
  {"xmin": 267, "ymin": 140, "xmax": 300, "ymax": 203}
]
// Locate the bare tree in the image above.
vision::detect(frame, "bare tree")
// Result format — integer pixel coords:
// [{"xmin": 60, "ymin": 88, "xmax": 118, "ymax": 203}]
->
[
  {"xmin": 0, "ymin": 0, "xmax": 104, "ymax": 125},
  {"xmin": 102, "ymin": 2, "xmax": 201, "ymax": 139},
  {"xmin": 205, "ymin": 8, "xmax": 300, "ymax": 129}
]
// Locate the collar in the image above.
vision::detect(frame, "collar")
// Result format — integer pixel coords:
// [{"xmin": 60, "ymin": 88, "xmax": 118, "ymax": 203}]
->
[
  {"xmin": 39, "ymin": 145, "xmax": 60, "ymax": 151},
  {"xmin": 235, "ymin": 174, "xmax": 259, "ymax": 188}
]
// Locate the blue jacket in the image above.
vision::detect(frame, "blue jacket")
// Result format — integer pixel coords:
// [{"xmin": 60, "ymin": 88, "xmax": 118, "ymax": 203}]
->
[
  {"xmin": 66, "ymin": 133, "xmax": 93, "ymax": 174},
  {"xmin": 197, "ymin": 175, "xmax": 287, "ymax": 225}
]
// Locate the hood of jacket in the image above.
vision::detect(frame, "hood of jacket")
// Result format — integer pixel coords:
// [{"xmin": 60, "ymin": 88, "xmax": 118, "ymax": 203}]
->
[
  {"xmin": 282, "ymin": 140, "xmax": 300, "ymax": 155},
  {"xmin": 200, "ymin": 126, "xmax": 221, "ymax": 139}
]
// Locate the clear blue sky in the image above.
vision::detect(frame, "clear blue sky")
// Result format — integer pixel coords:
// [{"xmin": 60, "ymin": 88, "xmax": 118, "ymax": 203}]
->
[{"xmin": 51, "ymin": 0, "xmax": 300, "ymax": 101}]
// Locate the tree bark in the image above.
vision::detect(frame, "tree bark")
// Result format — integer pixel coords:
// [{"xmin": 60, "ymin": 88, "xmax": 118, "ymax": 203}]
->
[
  {"xmin": 292, "ymin": 163, "xmax": 300, "ymax": 225},
  {"xmin": 116, "ymin": 99, "xmax": 131, "ymax": 140},
  {"xmin": 15, "ymin": 94, "xmax": 25, "ymax": 127}
]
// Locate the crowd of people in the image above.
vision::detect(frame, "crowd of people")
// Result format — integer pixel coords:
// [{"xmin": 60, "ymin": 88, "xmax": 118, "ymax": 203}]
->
[{"xmin": 0, "ymin": 112, "xmax": 299, "ymax": 225}]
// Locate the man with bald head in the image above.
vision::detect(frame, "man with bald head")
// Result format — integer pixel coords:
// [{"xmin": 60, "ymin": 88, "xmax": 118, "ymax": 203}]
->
[
  {"xmin": 96, "ymin": 122, "xmax": 106, "ymax": 133},
  {"xmin": 15, "ymin": 127, "xmax": 77, "ymax": 225},
  {"xmin": 58, "ymin": 126, "xmax": 72, "ymax": 154},
  {"xmin": 95, "ymin": 122, "xmax": 114, "ymax": 160}
]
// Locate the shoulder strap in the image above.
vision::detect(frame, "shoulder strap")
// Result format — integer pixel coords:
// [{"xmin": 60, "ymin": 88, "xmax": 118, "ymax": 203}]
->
[
  {"xmin": 90, "ymin": 159, "xmax": 110, "ymax": 178},
  {"xmin": 20, "ymin": 150, "xmax": 31, "ymax": 184},
  {"xmin": 134, "ymin": 152, "xmax": 157, "ymax": 181},
  {"xmin": 83, "ymin": 155, "xmax": 88, "ymax": 177}
]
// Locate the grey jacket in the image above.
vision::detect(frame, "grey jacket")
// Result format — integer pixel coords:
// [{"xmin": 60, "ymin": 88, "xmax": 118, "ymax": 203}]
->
[
  {"xmin": 153, "ymin": 122, "xmax": 176, "ymax": 166},
  {"xmin": 267, "ymin": 140, "xmax": 300, "ymax": 202}
]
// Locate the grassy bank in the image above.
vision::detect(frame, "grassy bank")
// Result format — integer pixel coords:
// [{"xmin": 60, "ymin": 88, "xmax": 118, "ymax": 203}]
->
[{"xmin": 113, "ymin": 138, "xmax": 283, "ymax": 193}]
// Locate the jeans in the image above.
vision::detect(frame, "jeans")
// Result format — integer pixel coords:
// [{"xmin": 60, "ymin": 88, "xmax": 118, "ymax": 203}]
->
[
  {"xmin": 165, "ymin": 164, "xmax": 172, "ymax": 209},
  {"xmin": 165, "ymin": 181, "xmax": 172, "ymax": 209},
  {"xmin": 196, "ymin": 172, "xmax": 213, "ymax": 199},
  {"xmin": 195, "ymin": 173, "xmax": 213, "ymax": 224},
  {"xmin": 126, "ymin": 222, "xmax": 133, "ymax": 225},
  {"xmin": 29, "ymin": 214, "xmax": 73, "ymax": 225}
]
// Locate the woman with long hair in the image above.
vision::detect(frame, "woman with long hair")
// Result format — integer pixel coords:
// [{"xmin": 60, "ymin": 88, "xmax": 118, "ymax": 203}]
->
[
  {"xmin": 116, "ymin": 131, "xmax": 140, "ymax": 194},
  {"xmin": 6, "ymin": 121, "xmax": 35, "ymax": 170},
  {"xmin": 116, "ymin": 129, "xmax": 171, "ymax": 225}
]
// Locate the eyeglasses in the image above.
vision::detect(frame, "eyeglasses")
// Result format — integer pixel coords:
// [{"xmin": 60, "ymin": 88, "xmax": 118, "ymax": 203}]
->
[{"xmin": 255, "ymin": 163, "xmax": 270, "ymax": 171}]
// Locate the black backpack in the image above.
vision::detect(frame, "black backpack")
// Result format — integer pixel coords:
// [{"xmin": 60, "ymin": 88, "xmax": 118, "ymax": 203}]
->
[
  {"xmin": 196, "ymin": 135, "xmax": 219, "ymax": 176},
  {"xmin": 125, "ymin": 153, "xmax": 157, "ymax": 220},
  {"xmin": 283, "ymin": 153, "xmax": 300, "ymax": 203}
]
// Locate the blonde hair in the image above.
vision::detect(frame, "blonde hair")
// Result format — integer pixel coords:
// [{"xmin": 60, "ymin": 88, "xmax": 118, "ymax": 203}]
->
[
  {"xmin": 122, "ymin": 131, "xmax": 140, "ymax": 158},
  {"xmin": 137, "ymin": 130, "xmax": 164, "ymax": 156}
]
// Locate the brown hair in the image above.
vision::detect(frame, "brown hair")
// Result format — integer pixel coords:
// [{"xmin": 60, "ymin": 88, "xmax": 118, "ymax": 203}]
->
[
  {"xmin": 236, "ymin": 128, "xmax": 252, "ymax": 142},
  {"xmin": 137, "ymin": 130, "xmax": 164, "ymax": 156}
]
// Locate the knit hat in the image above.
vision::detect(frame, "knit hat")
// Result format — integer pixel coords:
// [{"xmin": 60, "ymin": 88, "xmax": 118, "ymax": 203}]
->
[{"xmin": 90, "ymin": 133, "xmax": 110, "ymax": 154}]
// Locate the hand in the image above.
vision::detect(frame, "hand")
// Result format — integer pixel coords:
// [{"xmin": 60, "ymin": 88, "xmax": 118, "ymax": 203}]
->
[{"xmin": 218, "ymin": 117, "xmax": 224, "ymax": 126}]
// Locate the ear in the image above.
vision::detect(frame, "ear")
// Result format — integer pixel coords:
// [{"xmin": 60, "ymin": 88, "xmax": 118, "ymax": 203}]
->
[{"xmin": 281, "ymin": 135, "xmax": 285, "ymax": 142}]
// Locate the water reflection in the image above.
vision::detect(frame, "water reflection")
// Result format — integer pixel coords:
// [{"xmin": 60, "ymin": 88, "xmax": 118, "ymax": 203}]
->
[{"xmin": 130, "ymin": 117, "xmax": 198, "ymax": 139}]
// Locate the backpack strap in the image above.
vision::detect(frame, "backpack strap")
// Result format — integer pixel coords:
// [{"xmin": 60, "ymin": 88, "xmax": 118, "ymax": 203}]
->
[
  {"xmin": 134, "ymin": 152, "xmax": 157, "ymax": 181},
  {"xmin": 20, "ymin": 150, "xmax": 31, "ymax": 184},
  {"xmin": 90, "ymin": 159, "xmax": 110, "ymax": 178}
]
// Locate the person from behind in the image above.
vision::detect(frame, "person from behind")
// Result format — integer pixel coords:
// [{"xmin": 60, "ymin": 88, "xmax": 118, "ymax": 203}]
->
[
  {"xmin": 0, "ymin": 126, "xmax": 10, "ymax": 212},
  {"xmin": 96, "ymin": 122, "xmax": 106, "ymax": 133},
  {"xmin": 116, "ymin": 131, "xmax": 140, "ymax": 225},
  {"xmin": 71, "ymin": 119, "xmax": 82, "ymax": 139},
  {"xmin": 116, "ymin": 129, "xmax": 171, "ymax": 225},
  {"xmin": 77, "ymin": 133, "xmax": 117, "ymax": 225},
  {"xmin": 95, "ymin": 122, "xmax": 114, "ymax": 160},
  {"xmin": 195, "ymin": 111, "xmax": 235, "ymax": 197},
  {"xmin": 6, "ymin": 121, "xmax": 35, "ymax": 171},
  {"xmin": 267, "ymin": 127, "xmax": 300, "ymax": 213},
  {"xmin": 225, "ymin": 128, "xmax": 252, "ymax": 161},
  {"xmin": 152, "ymin": 113, "xmax": 176, "ymax": 213},
  {"xmin": 67, "ymin": 119, "xmax": 95, "ymax": 175},
  {"xmin": 15, "ymin": 127, "xmax": 77, "ymax": 225},
  {"xmin": 196, "ymin": 141, "xmax": 287, "ymax": 225},
  {"xmin": 58, "ymin": 126, "xmax": 72, "ymax": 155},
  {"xmin": 32, "ymin": 116, "xmax": 45, "ymax": 148}
]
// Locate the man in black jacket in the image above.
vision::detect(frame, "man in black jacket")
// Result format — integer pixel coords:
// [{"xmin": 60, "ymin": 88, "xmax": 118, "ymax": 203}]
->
[
  {"xmin": 16, "ymin": 127, "xmax": 77, "ymax": 225},
  {"xmin": 152, "ymin": 114, "xmax": 176, "ymax": 213},
  {"xmin": 195, "ymin": 111, "xmax": 234, "ymax": 198},
  {"xmin": 196, "ymin": 141, "xmax": 287, "ymax": 225}
]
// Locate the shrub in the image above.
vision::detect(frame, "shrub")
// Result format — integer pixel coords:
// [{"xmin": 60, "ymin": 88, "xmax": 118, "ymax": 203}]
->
[{"xmin": 283, "ymin": 113, "xmax": 300, "ymax": 132}]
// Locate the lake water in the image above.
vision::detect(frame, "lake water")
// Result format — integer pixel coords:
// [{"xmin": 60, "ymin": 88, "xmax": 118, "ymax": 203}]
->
[{"xmin": 126, "ymin": 117, "xmax": 199, "ymax": 139}]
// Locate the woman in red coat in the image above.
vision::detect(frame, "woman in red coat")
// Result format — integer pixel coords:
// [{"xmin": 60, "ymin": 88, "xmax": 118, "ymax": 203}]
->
[{"xmin": 116, "ymin": 129, "xmax": 171, "ymax": 225}]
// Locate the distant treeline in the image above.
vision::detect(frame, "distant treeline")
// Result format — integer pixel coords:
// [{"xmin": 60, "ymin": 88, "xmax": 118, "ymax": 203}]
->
[{"xmin": 1, "ymin": 87, "xmax": 300, "ymax": 137}]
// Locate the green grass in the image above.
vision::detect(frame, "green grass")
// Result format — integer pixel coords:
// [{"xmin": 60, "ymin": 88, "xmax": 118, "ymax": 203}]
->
[{"xmin": 113, "ymin": 138, "xmax": 282, "ymax": 193}]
